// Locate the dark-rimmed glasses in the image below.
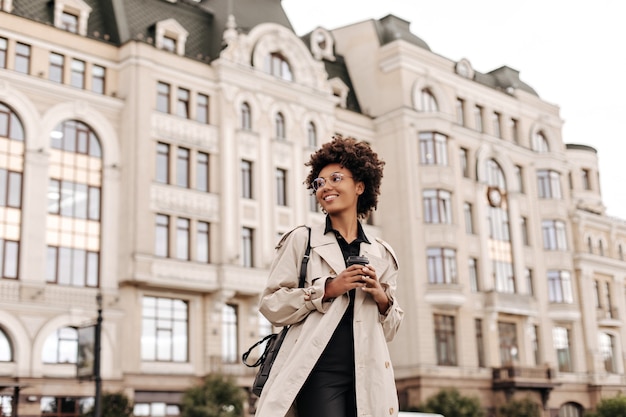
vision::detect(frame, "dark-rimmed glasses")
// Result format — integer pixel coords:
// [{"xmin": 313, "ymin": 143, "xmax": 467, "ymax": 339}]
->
[{"xmin": 312, "ymin": 172, "xmax": 352, "ymax": 191}]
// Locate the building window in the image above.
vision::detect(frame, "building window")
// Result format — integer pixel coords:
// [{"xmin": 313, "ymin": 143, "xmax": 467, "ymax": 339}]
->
[
  {"xmin": 423, "ymin": 189, "xmax": 452, "ymax": 224},
  {"xmin": 196, "ymin": 221, "xmax": 210, "ymax": 263},
  {"xmin": 558, "ymin": 403, "xmax": 583, "ymax": 417},
  {"xmin": 133, "ymin": 402, "xmax": 180, "ymax": 416},
  {"xmin": 196, "ymin": 152, "xmax": 209, "ymax": 192},
  {"xmin": 514, "ymin": 165, "xmax": 524, "ymax": 193},
  {"xmin": 537, "ymin": 170, "xmax": 562, "ymax": 199},
  {"xmin": 520, "ymin": 217, "xmax": 529, "ymax": 245},
  {"xmin": 469, "ymin": 258, "xmax": 479, "ymax": 292},
  {"xmin": 155, "ymin": 142, "xmax": 170, "ymax": 184},
  {"xmin": 618, "ymin": 244, "xmax": 624, "ymax": 261},
  {"xmin": 42, "ymin": 327, "xmax": 77, "ymax": 363},
  {"xmin": 581, "ymin": 169, "xmax": 591, "ymax": 190},
  {"xmin": 241, "ymin": 227, "xmax": 253, "ymax": 267},
  {"xmin": 419, "ymin": 132, "xmax": 448, "ymax": 165},
  {"xmin": 525, "ymin": 268, "xmax": 534, "ymax": 296},
  {"xmin": 587, "ymin": 237, "xmax": 593, "ymax": 254},
  {"xmin": 542, "ymin": 220, "xmax": 567, "ymax": 250},
  {"xmin": 434, "ymin": 314, "xmax": 457, "ymax": 366},
  {"xmin": 40, "ymin": 396, "xmax": 94, "ymax": 416},
  {"xmin": 265, "ymin": 52, "xmax": 293, "ymax": 81},
  {"xmin": 49, "ymin": 52, "xmax": 64, "ymax": 83},
  {"xmin": 598, "ymin": 240, "xmax": 604, "ymax": 256},
  {"xmin": 530, "ymin": 325, "xmax": 540, "ymax": 365},
  {"xmin": 240, "ymin": 102, "xmax": 252, "ymax": 130},
  {"xmin": 492, "ymin": 112, "xmax": 502, "ymax": 138},
  {"xmin": 176, "ymin": 88, "xmax": 190, "ymax": 118},
  {"xmin": 420, "ymin": 88, "xmax": 438, "ymax": 112},
  {"xmin": 532, "ymin": 131, "xmax": 549, "ymax": 153},
  {"xmin": 459, "ymin": 147, "xmax": 469, "ymax": 178},
  {"xmin": 494, "ymin": 260, "xmax": 515, "ymax": 294},
  {"xmin": 307, "ymin": 122, "xmax": 317, "ymax": 148},
  {"xmin": 60, "ymin": 11, "xmax": 79, "ymax": 33},
  {"xmin": 0, "ymin": 38, "xmax": 7, "ymax": 69},
  {"xmin": 463, "ymin": 202, "xmax": 474, "ymax": 234},
  {"xmin": 553, "ymin": 326, "xmax": 572, "ymax": 372},
  {"xmin": 0, "ymin": 328, "xmax": 12, "ymax": 361},
  {"xmin": 275, "ymin": 112, "xmax": 286, "ymax": 141},
  {"xmin": 196, "ymin": 93, "xmax": 209, "ymax": 124},
  {"xmin": 222, "ymin": 304, "xmax": 239, "ymax": 363},
  {"xmin": 498, "ymin": 322, "xmax": 519, "ymax": 365},
  {"xmin": 509, "ymin": 118, "xmax": 519, "ymax": 143},
  {"xmin": 427, "ymin": 247, "xmax": 457, "ymax": 284},
  {"xmin": 14, "ymin": 42, "xmax": 31, "ymax": 74},
  {"xmin": 598, "ymin": 332, "xmax": 616, "ymax": 373},
  {"xmin": 309, "ymin": 193, "xmax": 320, "ymax": 213},
  {"xmin": 91, "ymin": 65, "xmax": 105, "ymax": 94},
  {"xmin": 276, "ymin": 168, "xmax": 287, "ymax": 206},
  {"xmin": 155, "ymin": 214, "xmax": 169, "ymax": 257},
  {"xmin": 176, "ymin": 218, "xmax": 190, "ymax": 261},
  {"xmin": 156, "ymin": 82, "xmax": 170, "ymax": 113},
  {"xmin": 455, "ymin": 98, "xmax": 465, "ymax": 125},
  {"xmin": 241, "ymin": 160, "xmax": 252, "ymax": 199},
  {"xmin": 162, "ymin": 35, "xmax": 177, "ymax": 53},
  {"xmin": 0, "ymin": 103, "xmax": 24, "ymax": 280},
  {"xmin": 473, "ymin": 105, "xmax": 483, "ymax": 132},
  {"xmin": 70, "ymin": 59, "xmax": 85, "ymax": 89},
  {"xmin": 47, "ymin": 121, "xmax": 102, "ymax": 287},
  {"xmin": 176, "ymin": 147, "xmax": 189, "ymax": 188},
  {"xmin": 548, "ymin": 270, "xmax": 573, "ymax": 303},
  {"xmin": 475, "ymin": 319, "xmax": 485, "ymax": 367},
  {"xmin": 141, "ymin": 296, "xmax": 188, "ymax": 362}
]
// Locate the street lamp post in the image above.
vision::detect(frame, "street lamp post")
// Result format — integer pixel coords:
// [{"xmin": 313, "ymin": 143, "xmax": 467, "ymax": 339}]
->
[{"xmin": 94, "ymin": 293, "xmax": 103, "ymax": 417}]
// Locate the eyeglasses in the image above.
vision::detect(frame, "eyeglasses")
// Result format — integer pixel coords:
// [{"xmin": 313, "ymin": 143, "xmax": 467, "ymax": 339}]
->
[{"xmin": 312, "ymin": 172, "xmax": 352, "ymax": 191}]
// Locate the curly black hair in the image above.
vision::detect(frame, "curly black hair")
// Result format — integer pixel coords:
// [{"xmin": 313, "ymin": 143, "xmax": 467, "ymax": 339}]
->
[{"xmin": 305, "ymin": 134, "xmax": 385, "ymax": 218}]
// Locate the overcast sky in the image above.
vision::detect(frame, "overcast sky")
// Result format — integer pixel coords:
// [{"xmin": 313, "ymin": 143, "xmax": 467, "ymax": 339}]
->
[{"xmin": 282, "ymin": 0, "xmax": 626, "ymax": 220}]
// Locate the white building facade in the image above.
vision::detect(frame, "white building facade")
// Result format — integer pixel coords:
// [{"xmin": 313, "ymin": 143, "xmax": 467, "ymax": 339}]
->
[{"xmin": 0, "ymin": 1, "xmax": 624, "ymax": 416}]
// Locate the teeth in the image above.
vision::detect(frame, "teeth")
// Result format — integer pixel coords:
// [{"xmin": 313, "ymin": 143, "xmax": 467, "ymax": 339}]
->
[{"xmin": 324, "ymin": 195, "xmax": 337, "ymax": 201}]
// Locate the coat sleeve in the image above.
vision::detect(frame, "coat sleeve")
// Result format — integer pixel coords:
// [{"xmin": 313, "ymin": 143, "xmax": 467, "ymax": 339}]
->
[
  {"xmin": 259, "ymin": 226, "xmax": 329, "ymax": 327},
  {"xmin": 376, "ymin": 238, "xmax": 404, "ymax": 342}
]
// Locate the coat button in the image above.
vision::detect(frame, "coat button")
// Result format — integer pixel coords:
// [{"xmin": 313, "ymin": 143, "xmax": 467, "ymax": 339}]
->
[
  {"xmin": 385, "ymin": 361, "xmax": 390, "ymax": 368},
  {"xmin": 389, "ymin": 407, "xmax": 394, "ymax": 414}
]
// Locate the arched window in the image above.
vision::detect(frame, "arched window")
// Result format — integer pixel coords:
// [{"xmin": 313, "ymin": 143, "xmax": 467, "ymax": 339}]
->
[
  {"xmin": 598, "ymin": 240, "xmax": 604, "ymax": 256},
  {"xmin": 42, "ymin": 326, "xmax": 78, "ymax": 364},
  {"xmin": 420, "ymin": 88, "xmax": 438, "ymax": 112},
  {"xmin": 307, "ymin": 122, "xmax": 317, "ymax": 148},
  {"xmin": 598, "ymin": 332, "xmax": 616, "ymax": 373},
  {"xmin": 587, "ymin": 237, "xmax": 593, "ymax": 254},
  {"xmin": 47, "ymin": 120, "xmax": 102, "ymax": 288},
  {"xmin": 532, "ymin": 131, "xmax": 549, "ymax": 153},
  {"xmin": 240, "ymin": 102, "xmax": 251, "ymax": 130},
  {"xmin": 619, "ymin": 243, "xmax": 624, "ymax": 261},
  {"xmin": 558, "ymin": 402, "xmax": 583, "ymax": 417},
  {"xmin": 0, "ymin": 328, "xmax": 12, "ymax": 361},
  {"xmin": 265, "ymin": 52, "xmax": 293, "ymax": 81},
  {"xmin": 275, "ymin": 112, "xmax": 285, "ymax": 141},
  {"xmin": 0, "ymin": 102, "xmax": 25, "ymax": 280}
]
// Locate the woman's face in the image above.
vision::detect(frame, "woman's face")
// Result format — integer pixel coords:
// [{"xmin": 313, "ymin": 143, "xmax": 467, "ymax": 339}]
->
[{"xmin": 314, "ymin": 163, "xmax": 363, "ymax": 216}]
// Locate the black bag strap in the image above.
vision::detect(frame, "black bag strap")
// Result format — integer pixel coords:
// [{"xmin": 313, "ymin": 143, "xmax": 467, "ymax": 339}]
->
[{"xmin": 242, "ymin": 227, "xmax": 311, "ymax": 367}]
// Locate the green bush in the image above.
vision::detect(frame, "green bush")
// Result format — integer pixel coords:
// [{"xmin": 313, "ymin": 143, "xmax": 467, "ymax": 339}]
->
[
  {"xmin": 496, "ymin": 397, "xmax": 540, "ymax": 417},
  {"xmin": 82, "ymin": 392, "xmax": 133, "ymax": 417},
  {"xmin": 586, "ymin": 394, "xmax": 626, "ymax": 417},
  {"xmin": 181, "ymin": 374, "xmax": 245, "ymax": 417},
  {"xmin": 417, "ymin": 388, "xmax": 485, "ymax": 417}
]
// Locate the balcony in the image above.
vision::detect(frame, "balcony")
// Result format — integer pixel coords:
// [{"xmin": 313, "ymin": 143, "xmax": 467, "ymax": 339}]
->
[
  {"xmin": 597, "ymin": 307, "xmax": 621, "ymax": 327},
  {"xmin": 484, "ymin": 291, "xmax": 536, "ymax": 316},
  {"xmin": 492, "ymin": 365, "xmax": 560, "ymax": 407},
  {"xmin": 424, "ymin": 283, "xmax": 465, "ymax": 308}
]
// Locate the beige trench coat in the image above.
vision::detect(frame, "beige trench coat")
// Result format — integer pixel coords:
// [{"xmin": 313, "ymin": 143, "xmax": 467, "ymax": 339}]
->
[{"xmin": 255, "ymin": 223, "xmax": 404, "ymax": 417}]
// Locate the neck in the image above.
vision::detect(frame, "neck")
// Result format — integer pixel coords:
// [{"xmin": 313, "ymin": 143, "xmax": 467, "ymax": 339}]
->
[{"xmin": 329, "ymin": 212, "xmax": 359, "ymax": 241}]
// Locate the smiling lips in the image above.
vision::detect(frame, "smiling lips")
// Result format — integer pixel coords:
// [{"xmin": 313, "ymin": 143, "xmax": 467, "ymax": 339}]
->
[{"xmin": 323, "ymin": 194, "xmax": 338, "ymax": 202}]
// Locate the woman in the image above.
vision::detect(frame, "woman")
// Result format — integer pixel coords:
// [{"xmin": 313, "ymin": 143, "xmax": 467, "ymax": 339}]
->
[{"xmin": 256, "ymin": 135, "xmax": 404, "ymax": 417}]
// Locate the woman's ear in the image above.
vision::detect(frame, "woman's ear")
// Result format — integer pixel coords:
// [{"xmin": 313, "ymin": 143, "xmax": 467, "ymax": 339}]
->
[{"xmin": 356, "ymin": 181, "xmax": 365, "ymax": 195}]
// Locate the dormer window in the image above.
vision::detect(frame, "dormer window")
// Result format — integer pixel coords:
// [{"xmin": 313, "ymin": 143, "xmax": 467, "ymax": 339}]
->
[
  {"xmin": 329, "ymin": 78, "xmax": 349, "ymax": 108},
  {"xmin": 265, "ymin": 52, "xmax": 293, "ymax": 81},
  {"xmin": 310, "ymin": 28, "xmax": 335, "ymax": 61},
  {"xmin": 53, "ymin": 0, "xmax": 92, "ymax": 36},
  {"xmin": 155, "ymin": 19, "xmax": 188, "ymax": 56},
  {"xmin": 60, "ymin": 11, "xmax": 78, "ymax": 33}
]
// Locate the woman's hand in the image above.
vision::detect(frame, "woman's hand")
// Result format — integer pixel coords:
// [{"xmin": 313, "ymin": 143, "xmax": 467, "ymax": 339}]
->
[{"xmin": 324, "ymin": 264, "xmax": 390, "ymax": 313}]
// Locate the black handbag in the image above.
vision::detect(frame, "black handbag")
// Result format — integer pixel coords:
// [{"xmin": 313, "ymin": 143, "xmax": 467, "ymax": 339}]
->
[{"xmin": 242, "ymin": 227, "xmax": 311, "ymax": 397}]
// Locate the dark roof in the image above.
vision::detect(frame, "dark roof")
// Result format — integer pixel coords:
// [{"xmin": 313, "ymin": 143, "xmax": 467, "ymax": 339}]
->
[
  {"xmin": 374, "ymin": 14, "xmax": 430, "ymax": 51},
  {"xmin": 566, "ymin": 143, "xmax": 598, "ymax": 153},
  {"xmin": 9, "ymin": 0, "xmax": 292, "ymax": 61},
  {"xmin": 323, "ymin": 56, "xmax": 362, "ymax": 114},
  {"xmin": 475, "ymin": 66, "xmax": 539, "ymax": 97}
]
